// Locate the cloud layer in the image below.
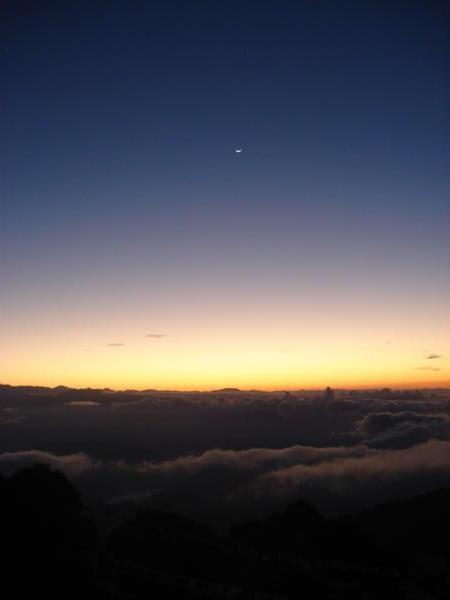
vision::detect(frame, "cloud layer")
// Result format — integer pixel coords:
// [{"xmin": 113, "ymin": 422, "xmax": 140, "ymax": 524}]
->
[
  {"xmin": 1, "ymin": 386, "xmax": 450, "ymax": 521},
  {"xmin": 2, "ymin": 437, "xmax": 450, "ymax": 520}
]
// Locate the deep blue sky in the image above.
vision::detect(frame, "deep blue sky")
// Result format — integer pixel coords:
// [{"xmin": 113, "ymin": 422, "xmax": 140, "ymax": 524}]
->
[{"xmin": 1, "ymin": 1, "xmax": 449, "ymax": 388}]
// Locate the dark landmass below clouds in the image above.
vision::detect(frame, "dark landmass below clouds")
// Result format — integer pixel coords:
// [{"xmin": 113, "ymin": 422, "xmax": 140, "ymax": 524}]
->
[{"xmin": 3, "ymin": 462, "xmax": 450, "ymax": 599}]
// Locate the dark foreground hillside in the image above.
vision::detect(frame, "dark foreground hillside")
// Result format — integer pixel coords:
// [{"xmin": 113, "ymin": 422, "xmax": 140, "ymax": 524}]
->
[{"xmin": 1, "ymin": 464, "xmax": 450, "ymax": 599}]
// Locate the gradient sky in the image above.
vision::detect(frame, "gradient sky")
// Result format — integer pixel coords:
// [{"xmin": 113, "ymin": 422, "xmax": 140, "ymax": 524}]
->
[{"xmin": 1, "ymin": 0, "xmax": 449, "ymax": 389}]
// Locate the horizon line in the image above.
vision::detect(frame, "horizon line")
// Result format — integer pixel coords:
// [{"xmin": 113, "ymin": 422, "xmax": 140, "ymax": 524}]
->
[{"xmin": 1, "ymin": 381, "xmax": 449, "ymax": 393}]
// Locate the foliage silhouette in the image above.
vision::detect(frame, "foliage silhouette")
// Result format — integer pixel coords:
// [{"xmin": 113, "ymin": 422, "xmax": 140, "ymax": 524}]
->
[{"xmin": 1, "ymin": 464, "xmax": 98, "ymax": 599}]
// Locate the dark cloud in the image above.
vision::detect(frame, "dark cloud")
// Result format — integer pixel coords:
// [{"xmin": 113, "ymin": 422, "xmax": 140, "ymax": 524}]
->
[
  {"xmin": 145, "ymin": 334, "xmax": 167, "ymax": 338},
  {"xmin": 356, "ymin": 411, "xmax": 450, "ymax": 449},
  {"xmin": 357, "ymin": 411, "xmax": 450, "ymax": 437},
  {"xmin": 0, "ymin": 408, "xmax": 23, "ymax": 425},
  {"xmin": 369, "ymin": 425, "xmax": 433, "ymax": 449},
  {"xmin": 426, "ymin": 354, "xmax": 443, "ymax": 360}
]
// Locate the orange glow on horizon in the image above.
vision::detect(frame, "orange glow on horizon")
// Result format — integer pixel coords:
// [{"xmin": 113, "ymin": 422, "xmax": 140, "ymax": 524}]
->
[
  {"xmin": 2, "ymin": 282, "xmax": 448, "ymax": 392},
  {"xmin": 2, "ymin": 341, "xmax": 449, "ymax": 391}
]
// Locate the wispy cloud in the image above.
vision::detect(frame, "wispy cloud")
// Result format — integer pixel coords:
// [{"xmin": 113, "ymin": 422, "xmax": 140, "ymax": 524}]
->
[
  {"xmin": 108, "ymin": 488, "xmax": 163, "ymax": 505},
  {"xmin": 107, "ymin": 343, "xmax": 125, "ymax": 347},
  {"xmin": 145, "ymin": 333, "xmax": 167, "ymax": 338},
  {"xmin": 414, "ymin": 367, "xmax": 441, "ymax": 372},
  {"xmin": 0, "ymin": 450, "xmax": 95, "ymax": 476},
  {"xmin": 254, "ymin": 439, "xmax": 450, "ymax": 499},
  {"xmin": 426, "ymin": 354, "xmax": 443, "ymax": 360}
]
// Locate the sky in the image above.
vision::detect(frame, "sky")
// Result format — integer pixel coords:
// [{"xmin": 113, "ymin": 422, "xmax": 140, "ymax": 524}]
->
[{"xmin": 1, "ymin": 0, "xmax": 449, "ymax": 390}]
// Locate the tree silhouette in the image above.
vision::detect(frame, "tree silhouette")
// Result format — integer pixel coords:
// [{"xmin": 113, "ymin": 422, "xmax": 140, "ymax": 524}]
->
[{"xmin": 1, "ymin": 464, "xmax": 97, "ymax": 599}]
